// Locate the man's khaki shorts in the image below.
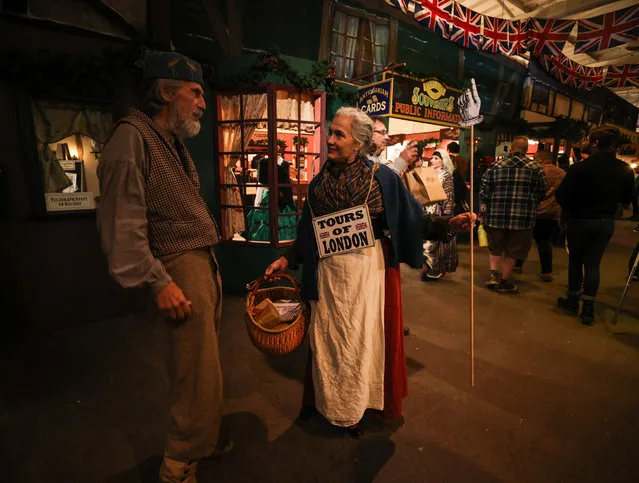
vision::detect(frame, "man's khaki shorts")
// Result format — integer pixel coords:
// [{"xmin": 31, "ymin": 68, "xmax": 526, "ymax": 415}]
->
[{"xmin": 485, "ymin": 227, "xmax": 533, "ymax": 260}]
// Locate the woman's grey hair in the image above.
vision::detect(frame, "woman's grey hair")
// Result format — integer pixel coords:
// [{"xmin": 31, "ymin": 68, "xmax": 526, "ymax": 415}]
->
[
  {"xmin": 334, "ymin": 106, "xmax": 374, "ymax": 157},
  {"xmin": 139, "ymin": 78, "xmax": 185, "ymax": 117}
]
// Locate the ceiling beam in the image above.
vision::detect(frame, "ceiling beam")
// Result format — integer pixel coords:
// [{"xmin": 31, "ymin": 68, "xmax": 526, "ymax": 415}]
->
[{"xmin": 83, "ymin": 0, "xmax": 145, "ymax": 42}]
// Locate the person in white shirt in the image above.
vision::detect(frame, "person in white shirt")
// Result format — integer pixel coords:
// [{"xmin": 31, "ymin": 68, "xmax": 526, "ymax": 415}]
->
[{"xmin": 368, "ymin": 117, "xmax": 418, "ymax": 174}]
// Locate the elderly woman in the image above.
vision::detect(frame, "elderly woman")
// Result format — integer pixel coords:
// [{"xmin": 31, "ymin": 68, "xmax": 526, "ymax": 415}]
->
[
  {"xmin": 265, "ymin": 107, "xmax": 474, "ymax": 437},
  {"xmin": 422, "ymin": 150, "xmax": 458, "ymax": 281}
]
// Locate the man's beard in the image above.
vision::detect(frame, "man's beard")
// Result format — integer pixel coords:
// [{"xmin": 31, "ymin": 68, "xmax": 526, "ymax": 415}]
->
[{"xmin": 168, "ymin": 102, "xmax": 201, "ymax": 139}]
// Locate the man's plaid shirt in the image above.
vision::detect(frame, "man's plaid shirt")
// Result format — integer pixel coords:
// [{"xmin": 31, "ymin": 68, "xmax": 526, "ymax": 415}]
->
[{"xmin": 479, "ymin": 153, "xmax": 547, "ymax": 230}]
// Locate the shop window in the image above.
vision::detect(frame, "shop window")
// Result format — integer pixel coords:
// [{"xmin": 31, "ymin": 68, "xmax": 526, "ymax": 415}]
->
[
  {"xmin": 215, "ymin": 84, "xmax": 325, "ymax": 246},
  {"xmin": 531, "ymin": 83, "xmax": 550, "ymax": 115},
  {"xmin": 588, "ymin": 106, "xmax": 601, "ymax": 124},
  {"xmin": 553, "ymin": 93, "xmax": 570, "ymax": 117},
  {"xmin": 31, "ymin": 99, "xmax": 112, "ymax": 213},
  {"xmin": 570, "ymin": 101, "xmax": 585, "ymax": 121},
  {"xmin": 322, "ymin": 2, "xmax": 396, "ymax": 82}
]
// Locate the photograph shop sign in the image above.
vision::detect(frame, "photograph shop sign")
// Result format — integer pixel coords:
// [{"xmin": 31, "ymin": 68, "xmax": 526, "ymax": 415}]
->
[
  {"xmin": 45, "ymin": 192, "xmax": 95, "ymax": 212},
  {"xmin": 357, "ymin": 79, "xmax": 393, "ymax": 116},
  {"xmin": 384, "ymin": 73, "xmax": 462, "ymax": 127},
  {"xmin": 312, "ymin": 206, "xmax": 375, "ymax": 258}
]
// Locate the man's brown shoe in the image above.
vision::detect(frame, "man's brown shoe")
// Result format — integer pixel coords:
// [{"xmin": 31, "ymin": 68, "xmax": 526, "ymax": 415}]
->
[{"xmin": 541, "ymin": 273, "xmax": 554, "ymax": 282}]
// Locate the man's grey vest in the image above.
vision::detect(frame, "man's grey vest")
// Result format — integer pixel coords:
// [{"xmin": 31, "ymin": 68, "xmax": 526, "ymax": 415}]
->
[{"xmin": 116, "ymin": 109, "xmax": 220, "ymax": 256}]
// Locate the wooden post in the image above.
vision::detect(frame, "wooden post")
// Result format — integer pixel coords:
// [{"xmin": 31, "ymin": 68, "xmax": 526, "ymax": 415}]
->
[{"xmin": 470, "ymin": 125, "xmax": 475, "ymax": 387}]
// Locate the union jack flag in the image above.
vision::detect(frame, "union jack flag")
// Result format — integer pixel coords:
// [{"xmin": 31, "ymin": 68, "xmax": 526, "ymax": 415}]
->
[
  {"xmin": 414, "ymin": 0, "xmax": 453, "ymax": 40},
  {"xmin": 527, "ymin": 18, "xmax": 575, "ymax": 56},
  {"xmin": 385, "ymin": 0, "xmax": 410, "ymax": 15},
  {"xmin": 320, "ymin": 232, "xmax": 330, "ymax": 239},
  {"xmin": 356, "ymin": 223, "xmax": 368, "ymax": 230},
  {"xmin": 603, "ymin": 64, "xmax": 639, "ymax": 88},
  {"xmin": 575, "ymin": 6, "xmax": 639, "ymax": 54},
  {"xmin": 480, "ymin": 17, "xmax": 526, "ymax": 55},
  {"xmin": 450, "ymin": 2, "xmax": 482, "ymax": 49},
  {"xmin": 578, "ymin": 66, "xmax": 605, "ymax": 90}
]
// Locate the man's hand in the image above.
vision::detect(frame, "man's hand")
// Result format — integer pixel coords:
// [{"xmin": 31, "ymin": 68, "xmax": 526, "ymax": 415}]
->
[
  {"xmin": 399, "ymin": 141, "xmax": 418, "ymax": 165},
  {"xmin": 265, "ymin": 256, "xmax": 289, "ymax": 280},
  {"xmin": 156, "ymin": 281, "xmax": 192, "ymax": 320},
  {"xmin": 449, "ymin": 212, "xmax": 477, "ymax": 232}
]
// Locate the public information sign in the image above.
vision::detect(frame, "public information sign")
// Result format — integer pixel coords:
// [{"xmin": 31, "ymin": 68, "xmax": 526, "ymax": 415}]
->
[
  {"xmin": 312, "ymin": 205, "xmax": 375, "ymax": 258},
  {"xmin": 357, "ymin": 79, "xmax": 393, "ymax": 116},
  {"xmin": 385, "ymin": 72, "xmax": 463, "ymax": 126}
]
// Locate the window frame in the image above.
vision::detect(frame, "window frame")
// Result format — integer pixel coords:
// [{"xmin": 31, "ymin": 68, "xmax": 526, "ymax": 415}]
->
[
  {"xmin": 213, "ymin": 83, "xmax": 327, "ymax": 248},
  {"xmin": 319, "ymin": 0, "xmax": 397, "ymax": 83},
  {"xmin": 15, "ymin": 88, "xmax": 113, "ymax": 218}
]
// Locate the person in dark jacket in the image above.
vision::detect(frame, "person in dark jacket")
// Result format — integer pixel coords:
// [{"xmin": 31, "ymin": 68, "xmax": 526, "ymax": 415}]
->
[
  {"xmin": 556, "ymin": 126, "xmax": 635, "ymax": 325},
  {"xmin": 447, "ymin": 142, "xmax": 469, "ymax": 214}
]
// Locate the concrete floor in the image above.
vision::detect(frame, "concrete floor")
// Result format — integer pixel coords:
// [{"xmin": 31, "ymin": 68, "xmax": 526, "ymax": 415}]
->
[{"xmin": 2, "ymin": 221, "xmax": 639, "ymax": 483}]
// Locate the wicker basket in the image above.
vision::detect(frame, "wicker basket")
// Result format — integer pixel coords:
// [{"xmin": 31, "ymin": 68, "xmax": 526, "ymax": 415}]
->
[{"xmin": 245, "ymin": 274, "xmax": 310, "ymax": 356}]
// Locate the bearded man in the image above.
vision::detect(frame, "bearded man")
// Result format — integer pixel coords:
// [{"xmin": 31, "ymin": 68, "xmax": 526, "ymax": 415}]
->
[{"xmin": 97, "ymin": 51, "xmax": 229, "ymax": 483}]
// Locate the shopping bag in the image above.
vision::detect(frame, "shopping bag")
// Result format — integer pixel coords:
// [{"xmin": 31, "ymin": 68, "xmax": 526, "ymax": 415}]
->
[
  {"xmin": 402, "ymin": 170, "xmax": 431, "ymax": 206},
  {"xmin": 414, "ymin": 166, "xmax": 448, "ymax": 203}
]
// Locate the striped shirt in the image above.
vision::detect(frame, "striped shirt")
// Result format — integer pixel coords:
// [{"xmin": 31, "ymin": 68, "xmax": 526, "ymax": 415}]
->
[{"xmin": 479, "ymin": 153, "xmax": 547, "ymax": 230}]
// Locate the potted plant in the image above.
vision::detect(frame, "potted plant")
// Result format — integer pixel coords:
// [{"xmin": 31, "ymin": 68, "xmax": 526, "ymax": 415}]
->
[
  {"xmin": 293, "ymin": 136, "xmax": 309, "ymax": 152},
  {"xmin": 276, "ymin": 139, "xmax": 288, "ymax": 153}
]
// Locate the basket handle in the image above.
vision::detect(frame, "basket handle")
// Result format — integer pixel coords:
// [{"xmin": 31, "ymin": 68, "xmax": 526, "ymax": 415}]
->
[{"xmin": 246, "ymin": 273, "xmax": 302, "ymax": 297}]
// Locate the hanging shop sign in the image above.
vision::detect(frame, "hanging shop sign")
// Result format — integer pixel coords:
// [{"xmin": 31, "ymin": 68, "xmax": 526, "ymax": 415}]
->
[
  {"xmin": 357, "ymin": 79, "xmax": 393, "ymax": 116},
  {"xmin": 384, "ymin": 73, "xmax": 463, "ymax": 127}
]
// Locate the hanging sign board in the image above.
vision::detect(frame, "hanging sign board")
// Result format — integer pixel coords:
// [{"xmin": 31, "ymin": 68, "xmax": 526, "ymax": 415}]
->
[
  {"xmin": 45, "ymin": 192, "xmax": 95, "ymax": 212},
  {"xmin": 384, "ymin": 72, "xmax": 463, "ymax": 127},
  {"xmin": 357, "ymin": 79, "xmax": 393, "ymax": 117},
  {"xmin": 312, "ymin": 205, "xmax": 375, "ymax": 258}
]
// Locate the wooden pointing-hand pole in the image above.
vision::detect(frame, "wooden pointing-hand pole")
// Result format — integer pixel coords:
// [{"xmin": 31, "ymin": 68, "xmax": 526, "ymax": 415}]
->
[{"xmin": 470, "ymin": 124, "xmax": 475, "ymax": 387}]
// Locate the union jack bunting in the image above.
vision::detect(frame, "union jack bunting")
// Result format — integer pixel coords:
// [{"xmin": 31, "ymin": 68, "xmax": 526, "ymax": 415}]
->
[
  {"xmin": 539, "ymin": 54, "xmax": 604, "ymax": 91},
  {"xmin": 479, "ymin": 17, "xmax": 527, "ymax": 55},
  {"xmin": 575, "ymin": 6, "xmax": 639, "ymax": 54},
  {"xmin": 603, "ymin": 64, "xmax": 639, "ymax": 88},
  {"xmin": 384, "ymin": 0, "xmax": 410, "ymax": 14},
  {"xmin": 450, "ymin": 2, "xmax": 482, "ymax": 49},
  {"xmin": 527, "ymin": 18, "xmax": 575, "ymax": 56},
  {"xmin": 414, "ymin": 0, "xmax": 453, "ymax": 40}
]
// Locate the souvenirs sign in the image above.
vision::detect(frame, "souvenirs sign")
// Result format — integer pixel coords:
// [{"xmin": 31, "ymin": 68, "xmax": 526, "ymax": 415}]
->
[
  {"xmin": 357, "ymin": 79, "xmax": 393, "ymax": 116},
  {"xmin": 312, "ymin": 205, "xmax": 375, "ymax": 258},
  {"xmin": 384, "ymin": 73, "xmax": 462, "ymax": 127}
]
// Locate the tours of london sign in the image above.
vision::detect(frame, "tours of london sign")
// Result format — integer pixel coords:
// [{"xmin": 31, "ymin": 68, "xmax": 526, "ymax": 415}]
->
[{"xmin": 382, "ymin": 72, "xmax": 463, "ymax": 127}]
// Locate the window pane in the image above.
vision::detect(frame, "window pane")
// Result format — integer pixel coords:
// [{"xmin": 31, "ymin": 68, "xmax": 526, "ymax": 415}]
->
[
  {"xmin": 333, "ymin": 10, "xmax": 346, "ymax": 33},
  {"xmin": 333, "ymin": 55, "xmax": 345, "ymax": 78},
  {"xmin": 347, "ymin": 16, "xmax": 360, "ymax": 36},
  {"xmin": 554, "ymin": 94, "xmax": 570, "ymax": 117},
  {"xmin": 218, "ymin": 95, "xmax": 241, "ymax": 121},
  {"xmin": 344, "ymin": 59, "xmax": 355, "ymax": 79},
  {"xmin": 331, "ymin": 32, "xmax": 344, "ymax": 57},
  {"xmin": 241, "ymin": 93, "xmax": 268, "ymax": 120},
  {"xmin": 570, "ymin": 101, "xmax": 584, "ymax": 121},
  {"xmin": 375, "ymin": 24, "xmax": 389, "ymax": 45}
]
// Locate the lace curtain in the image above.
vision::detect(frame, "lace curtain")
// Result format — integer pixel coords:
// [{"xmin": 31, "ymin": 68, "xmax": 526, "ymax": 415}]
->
[
  {"xmin": 31, "ymin": 100, "xmax": 112, "ymax": 193},
  {"xmin": 219, "ymin": 94, "xmax": 268, "ymax": 239}
]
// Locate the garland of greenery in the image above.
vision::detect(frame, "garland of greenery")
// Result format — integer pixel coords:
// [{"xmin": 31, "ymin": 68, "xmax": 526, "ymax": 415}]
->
[{"xmin": 207, "ymin": 50, "xmax": 358, "ymax": 104}]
